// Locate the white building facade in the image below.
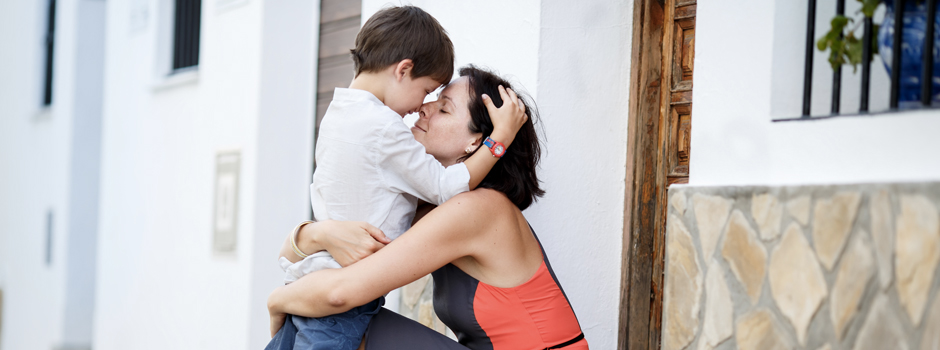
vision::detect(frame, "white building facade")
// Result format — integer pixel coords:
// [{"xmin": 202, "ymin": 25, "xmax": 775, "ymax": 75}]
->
[{"xmin": 1, "ymin": 0, "xmax": 937, "ymax": 350}]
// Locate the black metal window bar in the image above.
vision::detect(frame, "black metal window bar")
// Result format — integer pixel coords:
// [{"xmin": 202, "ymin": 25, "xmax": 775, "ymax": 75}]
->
[
  {"xmin": 802, "ymin": 0, "xmax": 938, "ymax": 118},
  {"xmin": 42, "ymin": 0, "xmax": 56, "ymax": 106},
  {"xmin": 172, "ymin": 0, "xmax": 202, "ymax": 70}
]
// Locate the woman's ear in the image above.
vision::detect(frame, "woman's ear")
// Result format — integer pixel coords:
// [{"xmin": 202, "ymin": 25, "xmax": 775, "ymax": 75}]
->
[
  {"xmin": 394, "ymin": 59, "xmax": 414, "ymax": 82},
  {"xmin": 465, "ymin": 136, "xmax": 483, "ymax": 155}
]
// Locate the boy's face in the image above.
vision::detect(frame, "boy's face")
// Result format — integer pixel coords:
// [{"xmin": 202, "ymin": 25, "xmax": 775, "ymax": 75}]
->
[{"xmin": 386, "ymin": 74, "xmax": 443, "ymax": 117}]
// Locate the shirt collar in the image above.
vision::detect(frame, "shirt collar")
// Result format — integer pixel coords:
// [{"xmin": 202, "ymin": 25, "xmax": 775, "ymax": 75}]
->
[{"xmin": 332, "ymin": 88, "xmax": 384, "ymax": 106}]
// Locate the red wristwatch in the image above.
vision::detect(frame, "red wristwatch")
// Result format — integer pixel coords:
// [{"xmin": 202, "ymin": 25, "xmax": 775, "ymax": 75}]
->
[{"xmin": 483, "ymin": 136, "xmax": 506, "ymax": 158}]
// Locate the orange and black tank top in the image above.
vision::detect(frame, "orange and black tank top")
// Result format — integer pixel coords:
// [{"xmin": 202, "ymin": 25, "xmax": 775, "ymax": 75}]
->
[{"xmin": 431, "ymin": 227, "xmax": 589, "ymax": 350}]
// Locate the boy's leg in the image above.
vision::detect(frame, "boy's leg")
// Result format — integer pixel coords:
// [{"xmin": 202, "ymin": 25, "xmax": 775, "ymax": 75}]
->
[{"xmin": 292, "ymin": 298, "xmax": 384, "ymax": 350}]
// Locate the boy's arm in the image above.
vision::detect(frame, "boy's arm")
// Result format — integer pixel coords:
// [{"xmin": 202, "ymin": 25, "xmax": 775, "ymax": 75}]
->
[
  {"xmin": 377, "ymin": 86, "xmax": 528, "ymax": 205},
  {"xmin": 461, "ymin": 85, "xmax": 528, "ymax": 189}
]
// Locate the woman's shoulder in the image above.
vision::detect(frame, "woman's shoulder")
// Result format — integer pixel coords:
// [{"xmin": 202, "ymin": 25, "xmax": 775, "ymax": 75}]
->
[
  {"xmin": 450, "ymin": 188, "xmax": 516, "ymax": 207},
  {"xmin": 437, "ymin": 188, "xmax": 518, "ymax": 220}
]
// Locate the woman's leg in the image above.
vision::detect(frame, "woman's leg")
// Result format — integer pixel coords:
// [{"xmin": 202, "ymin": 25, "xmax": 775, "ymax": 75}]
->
[{"xmin": 363, "ymin": 308, "xmax": 470, "ymax": 350}]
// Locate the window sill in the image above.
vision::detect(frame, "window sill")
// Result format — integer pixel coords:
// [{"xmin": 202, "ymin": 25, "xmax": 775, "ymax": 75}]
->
[
  {"xmin": 772, "ymin": 106, "xmax": 940, "ymax": 122},
  {"xmin": 152, "ymin": 68, "xmax": 199, "ymax": 92},
  {"xmin": 33, "ymin": 105, "xmax": 53, "ymax": 121},
  {"xmin": 216, "ymin": 0, "xmax": 249, "ymax": 14}
]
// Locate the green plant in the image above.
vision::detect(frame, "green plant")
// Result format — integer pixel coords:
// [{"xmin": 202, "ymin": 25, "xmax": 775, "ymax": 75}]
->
[{"xmin": 816, "ymin": 0, "xmax": 882, "ymax": 71}]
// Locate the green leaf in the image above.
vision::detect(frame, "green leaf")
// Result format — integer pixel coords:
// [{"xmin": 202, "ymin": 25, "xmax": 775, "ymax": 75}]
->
[
  {"xmin": 817, "ymin": 15, "xmax": 853, "ymax": 70},
  {"xmin": 832, "ymin": 15, "xmax": 851, "ymax": 31},
  {"xmin": 846, "ymin": 32, "xmax": 863, "ymax": 72},
  {"xmin": 859, "ymin": 0, "xmax": 881, "ymax": 18}
]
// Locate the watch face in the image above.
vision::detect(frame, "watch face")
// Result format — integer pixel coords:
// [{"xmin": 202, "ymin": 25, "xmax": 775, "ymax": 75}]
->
[{"xmin": 495, "ymin": 145, "xmax": 505, "ymax": 155}]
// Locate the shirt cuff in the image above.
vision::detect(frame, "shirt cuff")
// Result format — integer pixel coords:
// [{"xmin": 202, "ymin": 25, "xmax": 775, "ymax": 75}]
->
[{"xmin": 438, "ymin": 162, "xmax": 471, "ymax": 205}]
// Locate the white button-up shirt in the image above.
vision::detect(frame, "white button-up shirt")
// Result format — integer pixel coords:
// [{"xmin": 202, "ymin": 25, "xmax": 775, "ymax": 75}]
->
[{"xmin": 310, "ymin": 88, "xmax": 470, "ymax": 240}]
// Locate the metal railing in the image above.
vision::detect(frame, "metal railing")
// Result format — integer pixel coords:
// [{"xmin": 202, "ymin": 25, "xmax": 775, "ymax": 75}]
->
[{"xmin": 801, "ymin": 0, "xmax": 938, "ymax": 118}]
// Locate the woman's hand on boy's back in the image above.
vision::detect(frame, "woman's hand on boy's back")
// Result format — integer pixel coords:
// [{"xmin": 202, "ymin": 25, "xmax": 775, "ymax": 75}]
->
[
  {"xmin": 482, "ymin": 85, "xmax": 528, "ymax": 146},
  {"xmin": 278, "ymin": 220, "xmax": 389, "ymax": 266},
  {"xmin": 309, "ymin": 220, "xmax": 390, "ymax": 267}
]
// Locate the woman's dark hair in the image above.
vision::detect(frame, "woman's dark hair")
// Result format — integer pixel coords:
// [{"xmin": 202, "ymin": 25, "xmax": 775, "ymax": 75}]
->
[{"xmin": 458, "ymin": 65, "xmax": 544, "ymax": 210}]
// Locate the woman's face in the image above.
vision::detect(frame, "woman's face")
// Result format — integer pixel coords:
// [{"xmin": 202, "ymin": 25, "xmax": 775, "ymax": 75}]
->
[{"xmin": 411, "ymin": 77, "xmax": 482, "ymax": 166}]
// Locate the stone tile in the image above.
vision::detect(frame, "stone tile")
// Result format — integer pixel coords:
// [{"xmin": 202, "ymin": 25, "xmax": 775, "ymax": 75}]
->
[
  {"xmin": 812, "ymin": 192, "xmax": 862, "ymax": 270},
  {"xmin": 852, "ymin": 294, "xmax": 909, "ymax": 350},
  {"xmin": 432, "ymin": 308, "xmax": 448, "ymax": 334},
  {"xmin": 830, "ymin": 232, "xmax": 875, "ymax": 340},
  {"xmin": 693, "ymin": 193, "xmax": 734, "ymax": 261},
  {"xmin": 734, "ymin": 308, "xmax": 793, "ymax": 350},
  {"xmin": 786, "ymin": 195, "xmax": 811, "ymax": 226},
  {"xmin": 895, "ymin": 195, "xmax": 940, "ymax": 326},
  {"xmin": 402, "ymin": 274, "xmax": 431, "ymax": 310},
  {"xmin": 418, "ymin": 300, "xmax": 435, "ymax": 327},
  {"xmin": 663, "ymin": 215, "xmax": 704, "ymax": 350},
  {"xmin": 768, "ymin": 223, "xmax": 827, "ymax": 345},
  {"xmin": 921, "ymin": 294, "xmax": 940, "ymax": 350},
  {"xmin": 698, "ymin": 259, "xmax": 733, "ymax": 350},
  {"xmin": 721, "ymin": 210, "xmax": 768, "ymax": 304},
  {"xmin": 870, "ymin": 190, "xmax": 895, "ymax": 290},
  {"xmin": 671, "ymin": 191, "xmax": 688, "ymax": 215},
  {"xmin": 752, "ymin": 193, "xmax": 783, "ymax": 241}
]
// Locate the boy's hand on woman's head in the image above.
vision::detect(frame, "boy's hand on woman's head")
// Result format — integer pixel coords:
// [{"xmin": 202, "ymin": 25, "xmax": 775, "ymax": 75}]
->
[{"xmin": 482, "ymin": 85, "xmax": 528, "ymax": 140}]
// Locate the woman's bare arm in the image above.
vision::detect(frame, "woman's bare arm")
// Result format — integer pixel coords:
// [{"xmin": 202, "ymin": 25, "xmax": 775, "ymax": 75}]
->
[{"xmin": 268, "ymin": 192, "xmax": 491, "ymax": 318}]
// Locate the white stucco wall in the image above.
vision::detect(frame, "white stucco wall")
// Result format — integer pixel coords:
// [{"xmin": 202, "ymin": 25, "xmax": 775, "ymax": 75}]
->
[
  {"xmin": 361, "ymin": 1, "xmax": 631, "ymax": 347},
  {"xmin": 0, "ymin": 0, "xmax": 104, "ymax": 349},
  {"xmin": 92, "ymin": 1, "xmax": 259, "ymax": 348},
  {"xmin": 532, "ymin": 1, "xmax": 631, "ymax": 348},
  {"xmin": 0, "ymin": 1, "xmax": 68, "ymax": 348},
  {"xmin": 93, "ymin": 0, "xmax": 318, "ymax": 349},
  {"xmin": 246, "ymin": 0, "xmax": 319, "ymax": 348},
  {"xmin": 692, "ymin": 0, "xmax": 940, "ymax": 186}
]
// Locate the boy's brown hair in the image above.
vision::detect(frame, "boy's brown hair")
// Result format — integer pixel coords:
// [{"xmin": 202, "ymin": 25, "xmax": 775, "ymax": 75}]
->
[{"xmin": 350, "ymin": 6, "xmax": 455, "ymax": 84}]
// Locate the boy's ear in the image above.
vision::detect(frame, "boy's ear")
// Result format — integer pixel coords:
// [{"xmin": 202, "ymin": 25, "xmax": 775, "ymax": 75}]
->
[{"xmin": 394, "ymin": 59, "xmax": 414, "ymax": 82}]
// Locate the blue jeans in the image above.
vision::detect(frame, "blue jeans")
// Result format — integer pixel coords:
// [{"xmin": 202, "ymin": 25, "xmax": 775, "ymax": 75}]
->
[{"xmin": 266, "ymin": 297, "xmax": 384, "ymax": 350}]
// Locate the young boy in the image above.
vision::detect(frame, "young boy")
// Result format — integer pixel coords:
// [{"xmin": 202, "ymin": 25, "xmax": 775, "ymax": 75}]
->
[{"xmin": 274, "ymin": 6, "xmax": 526, "ymax": 350}]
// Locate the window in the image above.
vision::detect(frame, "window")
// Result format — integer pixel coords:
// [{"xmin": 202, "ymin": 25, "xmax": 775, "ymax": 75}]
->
[
  {"xmin": 781, "ymin": 0, "xmax": 938, "ymax": 120},
  {"xmin": 42, "ymin": 0, "xmax": 56, "ymax": 106},
  {"xmin": 172, "ymin": 0, "xmax": 201, "ymax": 70}
]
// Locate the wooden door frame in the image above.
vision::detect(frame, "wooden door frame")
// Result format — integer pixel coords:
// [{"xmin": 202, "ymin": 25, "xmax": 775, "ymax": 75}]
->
[{"xmin": 618, "ymin": 0, "xmax": 668, "ymax": 349}]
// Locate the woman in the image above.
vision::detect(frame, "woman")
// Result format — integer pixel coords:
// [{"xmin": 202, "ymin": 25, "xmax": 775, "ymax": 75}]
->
[{"xmin": 268, "ymin": 66, "xmax": 588, "ymax": 349}]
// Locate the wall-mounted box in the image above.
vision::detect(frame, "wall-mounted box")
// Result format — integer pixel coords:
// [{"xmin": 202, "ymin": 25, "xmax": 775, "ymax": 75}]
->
[{"xmin": 213, "ymin": 151, "xmax": 240, "ymax": 254}]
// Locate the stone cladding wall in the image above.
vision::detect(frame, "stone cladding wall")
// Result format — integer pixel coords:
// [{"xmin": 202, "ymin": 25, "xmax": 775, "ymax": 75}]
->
[{"xmin": 662, "ymin": 183, "xmax": 940, "ymax": 350}]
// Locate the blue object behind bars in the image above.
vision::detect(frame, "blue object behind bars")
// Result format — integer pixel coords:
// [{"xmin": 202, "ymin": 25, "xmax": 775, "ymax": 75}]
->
[{"xmin": 880, "ymin": 0, "xmax": 940, "ymax": 106}]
